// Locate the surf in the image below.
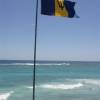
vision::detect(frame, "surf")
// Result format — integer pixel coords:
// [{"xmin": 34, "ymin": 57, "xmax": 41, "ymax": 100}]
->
[
  {"xmin": 0, "ymin": 91, "xmax": 14, "ymax": 100},
  {"xmin": 38, "ymin": 83, "xmax": 83, "ymax": 90}
]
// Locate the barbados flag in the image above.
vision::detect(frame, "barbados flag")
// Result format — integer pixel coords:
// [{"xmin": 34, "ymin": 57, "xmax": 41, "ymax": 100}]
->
[{"xmin": 41, "ymin": 0, "xmax": 76, "ymax": 18}]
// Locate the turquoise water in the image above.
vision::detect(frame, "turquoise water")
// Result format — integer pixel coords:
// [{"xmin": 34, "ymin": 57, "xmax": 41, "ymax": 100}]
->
[{"xmin": 0, "ymin": 60, "xmax": 100, "ymax": 100}]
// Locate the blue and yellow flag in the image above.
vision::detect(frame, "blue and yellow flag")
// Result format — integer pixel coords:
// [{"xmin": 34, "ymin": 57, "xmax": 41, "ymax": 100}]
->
[{"xmin": 41, "ymin": 0, "xmax": 76, "ymax": 18}]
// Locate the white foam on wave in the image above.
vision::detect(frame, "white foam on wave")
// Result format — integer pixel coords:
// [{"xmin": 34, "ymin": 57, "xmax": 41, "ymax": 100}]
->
[
  {"xmin": 26, "ymin": 79, "xmax": 100, "ymax": 92},
  {"xmin": 0, "ymin": 63, "xmax": 33, "ymax": 66},
  {"xmin": 39, "ymin": 83, "xmax": 83, "ymax": 90},
  {"xmin": 26, "ymin": 86, "xmax": 33, "ymax": 89},
  {"xmin": 81, "ymin": 79, "xmax": 100, "ymax": 85},
  {"xmin": 0, "ymin": 62, "xmax": 71, "ymax": 66},
  {"xmin": 65, "ymin": 79, "xmax": 100, "ymax": 86},
  {"xmin": 36, "ymin": 63, "xmax": 70, "ymax": 66},
  {"xmin": 0, "ymin": 91, "xmax": 14, "ymax": 100},
  {"xmin": 14, "ymin": 63, "xmax": 33, "ymax": 66},
  {"xmin": 11, "ymin": 63, "xmax": 34, "ymax": 66}
]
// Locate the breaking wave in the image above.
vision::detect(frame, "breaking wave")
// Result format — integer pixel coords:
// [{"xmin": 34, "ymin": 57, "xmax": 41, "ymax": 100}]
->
[
  {"xmin": 26, "ymin": 79, "xmax": 100, "ymax": 91},
  {"xmin": 80, "ymin": 79, "xmax": 100, "ymax": 85},
  {"xmin": 0, "ymin": 63, "xmax": 33, "ymax": 66},
  {"xmin": 27, "ymin": 83, "xmax": 83, "ymax": 90},
  {"xmin": 0, "ymin": 63, "xmax": 70, "ymax": 66},
  {"xmin": 0, "ymin": 91, "xmax": 14, "ymax": 100},
  {"xmin": 26, "ymin": 86, "xmax": 33, "ymax": 89},
  {"xmin": 39, "ymin": 83, "xmax": 83, "ymax": 90},
  {"xmin": 36, "ymin": 63, "xmax": 70, "ymax": 66}
]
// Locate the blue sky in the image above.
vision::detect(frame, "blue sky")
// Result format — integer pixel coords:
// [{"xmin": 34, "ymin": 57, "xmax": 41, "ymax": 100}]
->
[{"xmin": 0, "ymin": 0, "xmax": 100, "ymax": 61}]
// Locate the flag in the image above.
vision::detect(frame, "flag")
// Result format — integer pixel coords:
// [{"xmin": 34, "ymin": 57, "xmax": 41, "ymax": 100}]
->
[{"xmin": 41, "ymin": 0, "xmax": 76, "ymax": 18}]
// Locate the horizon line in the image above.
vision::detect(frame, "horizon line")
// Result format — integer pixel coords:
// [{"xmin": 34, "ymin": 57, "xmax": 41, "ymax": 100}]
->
[{"xmin": 0, "ymin": 59, "xmax": 100, "ymax": 62}]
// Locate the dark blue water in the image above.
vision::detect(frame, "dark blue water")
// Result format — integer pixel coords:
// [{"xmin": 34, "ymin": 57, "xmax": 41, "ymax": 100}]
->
[{"xmin": 0, "ymin": 60, "xmax": 100, "ymax": 100}]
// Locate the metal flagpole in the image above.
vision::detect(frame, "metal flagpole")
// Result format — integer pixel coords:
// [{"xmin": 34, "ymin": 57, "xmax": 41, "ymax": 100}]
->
[{"xmin": 33, "ymin": 0, "xmax": 38, "ymax": 100}]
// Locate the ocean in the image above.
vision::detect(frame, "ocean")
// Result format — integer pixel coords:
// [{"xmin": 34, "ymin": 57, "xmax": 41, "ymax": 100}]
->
[{"xmin": 0, "ymin": 60, "xmax": 100, "ymax": 100}]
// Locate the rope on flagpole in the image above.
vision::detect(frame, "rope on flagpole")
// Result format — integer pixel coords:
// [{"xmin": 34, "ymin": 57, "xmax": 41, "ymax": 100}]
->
[{"xmin": 33, "ymin": 0, "xmax": 38, "ymax": 100}]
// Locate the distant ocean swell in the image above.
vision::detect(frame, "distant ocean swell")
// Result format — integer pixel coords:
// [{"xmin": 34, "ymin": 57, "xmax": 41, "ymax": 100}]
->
[
  {"xmin": 0, "ymin": 61, "xmax": 100, "ymax": 100},
  {"xmin": 0, "ymin": 63, "xmax": 70, "ymax": 66}
]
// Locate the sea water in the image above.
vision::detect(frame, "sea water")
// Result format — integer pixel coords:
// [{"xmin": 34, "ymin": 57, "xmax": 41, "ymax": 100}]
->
[{"xmin": 0, "ymin": 60, "xmax": 100, "ymax": 100}]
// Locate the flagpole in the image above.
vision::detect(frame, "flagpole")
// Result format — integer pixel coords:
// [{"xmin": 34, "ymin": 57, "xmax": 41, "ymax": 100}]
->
[{"xmin": 33, "ymin": 0, "xmax": 38, "ymax": 100}]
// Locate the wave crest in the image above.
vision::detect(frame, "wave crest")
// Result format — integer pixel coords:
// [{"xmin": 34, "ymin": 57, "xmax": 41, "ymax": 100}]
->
[
  {"xmin": 0, "ymin": 63, "xmax": 70, "ymax": 66},
  {"xmin": 81, "ymin": 79, "xmax": 100, "ymax": 85},
  {"xmin": 26, "ymin": 86, "xmax": 33, "ymax": 89},
  {"xmin": 0, "ymin": 91, "xmax": 14, "ymax": 100},
  {"xmin": 39, "ymin": 83, "xmax": 83, "ymax": 90},
  {"xmin": 37, "ymin": 63, "xmax": 70, "ymax": 66}
]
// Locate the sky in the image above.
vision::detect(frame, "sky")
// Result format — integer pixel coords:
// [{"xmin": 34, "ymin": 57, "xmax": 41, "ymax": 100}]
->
[{"xmin": 0, "ymin": 0, "xmax": 100, "ymax": 61}]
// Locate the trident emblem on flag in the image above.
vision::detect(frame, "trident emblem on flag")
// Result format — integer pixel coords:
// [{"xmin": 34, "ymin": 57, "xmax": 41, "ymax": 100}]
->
[{"xmin": 57, "ymin": 0, "xmax": 64, "ymax": 10}]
